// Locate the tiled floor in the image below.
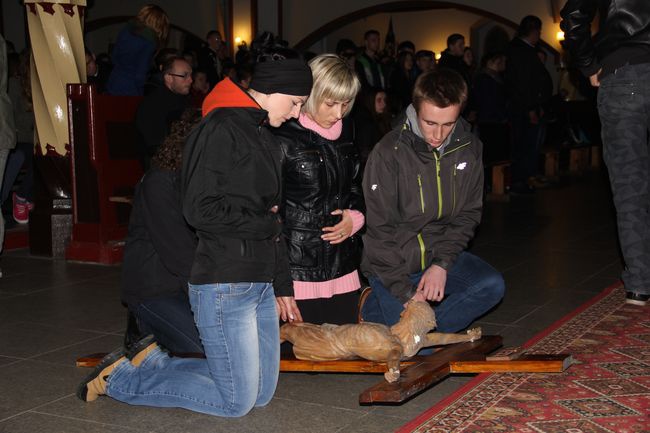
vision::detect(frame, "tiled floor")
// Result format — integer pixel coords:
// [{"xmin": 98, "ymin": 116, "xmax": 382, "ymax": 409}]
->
[{"xmin": 0, "ymin": 170, "xmax": 623, "ymax": 433}]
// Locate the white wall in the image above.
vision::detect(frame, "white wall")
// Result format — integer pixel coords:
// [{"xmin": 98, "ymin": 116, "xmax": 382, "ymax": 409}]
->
[{"xmin": 257, "ymin": 0, "xmax": 279, "ymax": 35}]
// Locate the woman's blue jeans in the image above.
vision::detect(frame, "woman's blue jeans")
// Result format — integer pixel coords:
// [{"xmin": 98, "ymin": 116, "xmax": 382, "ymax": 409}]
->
[
  {"xmin": 106, "ymin": 282, "xmax": 280, "ymax": 417},
  {"xmin": 362, "ymin": 252, "xmax": 505, "ymax": 332}
]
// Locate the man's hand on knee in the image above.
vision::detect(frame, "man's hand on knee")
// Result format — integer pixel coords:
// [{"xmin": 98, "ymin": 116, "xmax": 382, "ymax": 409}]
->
[{"xmin": 415, "ymin": 265, "xmax": 447, "ymax": 302}]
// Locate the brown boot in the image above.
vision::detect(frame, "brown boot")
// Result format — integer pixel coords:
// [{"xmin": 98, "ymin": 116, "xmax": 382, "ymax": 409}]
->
[
  {"xmin": 77, "ymin": 347, "xmax": 126, "ymax": 402},
  {"xmin": 128, "ymin": 334, "xmax": 159, "ymax": 367}
]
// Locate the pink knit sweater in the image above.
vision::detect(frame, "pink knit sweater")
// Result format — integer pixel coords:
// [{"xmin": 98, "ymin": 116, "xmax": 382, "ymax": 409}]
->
[{"xmin": 292, "ymin": 113, "xmax": 365, "ymax": 300}]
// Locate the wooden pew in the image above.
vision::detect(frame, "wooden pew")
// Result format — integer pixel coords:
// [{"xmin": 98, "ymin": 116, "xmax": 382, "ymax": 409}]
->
[
  {"xmin": 486, "ymin": 161, "xmax": 510, "ymax": 202},
  {"xmin": 590, "ymin": 145, "xmax": 601, "ymax": 169},
  {"xmin": 544, "ymin": 149, "xmax": 560, "ymax": 179},
  {"xmin": 65, "ymin": 84, "xmax": 143, "ymax": 264},
  {"xmin": 569, "ymin": 146, "xmax": 591, "ymax": 174}
]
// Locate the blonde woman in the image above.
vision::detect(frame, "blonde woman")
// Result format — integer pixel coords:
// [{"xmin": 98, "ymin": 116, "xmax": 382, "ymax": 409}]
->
[
  {"xmin": 107, "ymin": 4, "xmax": 170, "ymax": 95},
  {"xmin": 273, "ymin": 54, "xmax": 363, "ymax": 325}
]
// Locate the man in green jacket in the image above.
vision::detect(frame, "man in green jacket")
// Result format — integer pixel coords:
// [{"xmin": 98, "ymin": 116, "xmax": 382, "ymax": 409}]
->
[{"xmin": 361, "ymin": 69, "xmax": 504, "ymax": 332}]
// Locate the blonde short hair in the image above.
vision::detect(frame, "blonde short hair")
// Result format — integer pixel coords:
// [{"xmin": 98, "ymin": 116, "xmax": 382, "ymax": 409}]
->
[
  {"xmin": 302, "ymin": 54, "xmax": 361, "ymax": 117},
  {"xmin": 136, "ymin": 4, "xmax": 170, "ymax": 43}
]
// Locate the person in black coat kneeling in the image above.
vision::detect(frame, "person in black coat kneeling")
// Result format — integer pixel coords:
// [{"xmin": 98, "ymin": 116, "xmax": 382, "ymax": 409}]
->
[{"xmin": 121, "ymin": 108, "xmax": 203, "ymax": 355}]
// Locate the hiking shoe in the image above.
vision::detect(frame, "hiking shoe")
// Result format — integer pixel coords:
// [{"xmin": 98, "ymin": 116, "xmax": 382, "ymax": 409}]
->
[
  {"xmin": 127, "ymin": 334, "xmax": 159, "ymax": 367},
  {"xmin": 625, "ymin": 291, "xmax": 649, "ymax": 306},
  {"xmin": 77, "ymin": 347, "xmax": 126, "ymax": 402},
  {"xmin": 12, "ymin": 193, "xmax": 29, "ymax": 224}
]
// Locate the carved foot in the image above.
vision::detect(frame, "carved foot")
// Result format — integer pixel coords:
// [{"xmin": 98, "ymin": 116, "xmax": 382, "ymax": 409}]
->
[
  {"xmin": 467, "ymin": 327, "xmax": 482, "ymax": 342},
  {"xmin": 384, "ymin": 368, "xmax": 400, "ymax": 383}
]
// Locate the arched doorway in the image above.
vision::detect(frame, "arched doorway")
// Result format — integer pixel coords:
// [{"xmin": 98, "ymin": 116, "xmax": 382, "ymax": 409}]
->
[{"xmin": 293, "ymin": 1, "xmax": 559, "ymax": 62}]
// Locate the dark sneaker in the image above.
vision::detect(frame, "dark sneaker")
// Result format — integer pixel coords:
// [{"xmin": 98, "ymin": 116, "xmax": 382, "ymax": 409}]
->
[
  {"xmin": 625, "ymin": 292, "xmax": 649, "ymax": 306},
  {"xmin": 77, "ymin": 347, "xmax": 126, "ymax": 402},
  {"xmin": 509, "ymin": 182, "xmax": 535, "ymax": 195}
]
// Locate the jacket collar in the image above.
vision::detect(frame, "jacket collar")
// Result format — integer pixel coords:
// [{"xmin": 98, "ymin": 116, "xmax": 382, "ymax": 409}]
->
[
  {"xmin": 202, "ymin": 78, "xmax": 267, "ymax": 125},
  {"xmin": 400, "ymin": 106, "xmax": 473, "ymax": 158}
]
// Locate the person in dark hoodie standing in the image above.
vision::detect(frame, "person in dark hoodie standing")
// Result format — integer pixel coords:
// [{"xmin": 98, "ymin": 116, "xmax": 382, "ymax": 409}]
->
[
  {"xmin": 135, "ymin": 56, "xmax": 192, "ymax": 170},
  {"xmin": 505, "ymin": 15, "xmax": 553, "ymax": 194},
  {"xmin": 561, "ymin": 0, "xmax": 650, "ymax": 306},
  {"xmin": 361, "ymin": 69, "xmax": 504, "ymax": 332},
  {"xmin": 439, "ymin": 34, "xmax": 470, "ymax": 84},
  {"xmin": 77, "ymin": 53, "xmax": 313, "ymax": 417},
  {"xmin": 356, "ymin": 30, "xmax": 386, "ymax": 91}
]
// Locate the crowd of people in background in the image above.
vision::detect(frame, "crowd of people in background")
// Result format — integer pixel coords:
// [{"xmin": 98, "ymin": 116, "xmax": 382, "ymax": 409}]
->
[{"xmin": 62, "ymin": 4, "xmax": 598, "ymax": 196}]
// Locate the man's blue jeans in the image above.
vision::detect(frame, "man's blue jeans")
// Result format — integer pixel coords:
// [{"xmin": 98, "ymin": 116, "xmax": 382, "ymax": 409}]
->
[
  {"xmin": 106, "ymin": 282, "xmax": 280, "ymax": 417},
  {"xmin": 362, "ymin": 252, "xmax": 505, "ymax": 332}
]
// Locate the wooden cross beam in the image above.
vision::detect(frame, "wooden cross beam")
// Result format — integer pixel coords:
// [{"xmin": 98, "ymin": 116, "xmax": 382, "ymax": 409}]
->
[{"xmin": 279, "ymin": 336, "xmax": 571, "ymax": 404}]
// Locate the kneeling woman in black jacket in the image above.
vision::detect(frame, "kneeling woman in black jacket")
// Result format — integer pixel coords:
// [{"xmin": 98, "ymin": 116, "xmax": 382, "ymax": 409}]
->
[
  {"xmin": 274, "ymin": 54, "xmax": 363, "ymax": 325},
  {"xmin": 78, "ymin": 53, "xmax": 312, "ymax": 417}
]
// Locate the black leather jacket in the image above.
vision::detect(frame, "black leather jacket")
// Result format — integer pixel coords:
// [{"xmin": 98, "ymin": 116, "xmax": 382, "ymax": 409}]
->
[
  {"xmin": 561, "ymin": 0, "xmax": 650, "ymax": 76},
  {"xmin": 274, "ymin": 118, "xmax": 364, "ymax": 282}
]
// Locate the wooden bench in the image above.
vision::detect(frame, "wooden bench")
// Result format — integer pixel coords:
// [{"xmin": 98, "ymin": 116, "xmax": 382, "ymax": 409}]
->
[
  {"xmin": 65, "ymin": 84, "xmax": 143, "ymax": 264},
  {"xmin": 486, "ymin": 161, "xmax": 510, "ymax": 202},
  {"xmin": 590, "ymin": 145, "xmax": 601, "ymax": 169},
  {"xmin": 544, "ymin": 149, "xmax": 560, "ymax": 179},
  {"xmin": 569, "ymin": 146, "xmax": 591, "ymax": 174}
]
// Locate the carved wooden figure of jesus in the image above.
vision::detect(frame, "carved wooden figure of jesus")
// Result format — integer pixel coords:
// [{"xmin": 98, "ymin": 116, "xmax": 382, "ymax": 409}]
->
[{"xmin": 280, "ymin": 300, "xmax": 482, "ymax": 382}]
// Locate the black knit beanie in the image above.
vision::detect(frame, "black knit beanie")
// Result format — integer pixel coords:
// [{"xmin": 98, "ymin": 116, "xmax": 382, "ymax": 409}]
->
[{"xmin": 249, "ymin": 59, "xmax": 313, "ymax": 96}]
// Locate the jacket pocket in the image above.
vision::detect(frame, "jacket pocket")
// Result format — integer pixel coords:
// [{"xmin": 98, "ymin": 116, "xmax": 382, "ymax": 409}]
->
[
  {"xmin": 417, "ymin": 174, "xmax": 426, "ymax": 213},
  {"xmin": 452, "ymin": 164, "xmax": 457, "ymax": 215},
  {"xmin": 285, "ymin": 228, "xmax": 322, "ymax": 269},
  {"xmin": 295, "ymin": 150, "xmax": 324, "ymax": 186}
]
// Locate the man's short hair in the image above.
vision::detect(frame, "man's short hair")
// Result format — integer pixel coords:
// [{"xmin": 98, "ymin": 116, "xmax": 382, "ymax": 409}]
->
[
  {"xmin": 480, "ymin": 51, "xmax": 506, "ymax": 68},
  {"xmin": 364, "ymin": 30, "xmax": 380, "ymax": 40},
  {"xmin": 206, "ymin": 30, "xmax": 222, "ymax": 40},
  {"xmin": 517, "ymin": 15, "xmax": 542, "ymax": 37},
  {"xmin": 155, "ymin": 48, "xmax": 181, "ymax": 69},
  {"xmin": 336, "ymin": 38, "xmax": 357, "ymax": 55},
  {"xmin": 412, "ymin": 69, "xmax": 468, "ymax": 112},
  {"xmin": 161, "ymin": 55, "xmax": 189, "ymax": 75},
  {"xmin": 397, "ymin": 40, "xmax": 415, "ymax": 53},
  {"xmin": 415, "ymin": 50, "xmax": 434, "ymax": 61},
  {"xmin": 446, "ymin": 33, "xmax": 464, "ymax": 48}
]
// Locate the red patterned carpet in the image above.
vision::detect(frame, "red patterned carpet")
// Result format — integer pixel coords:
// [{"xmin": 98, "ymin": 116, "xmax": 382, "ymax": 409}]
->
[{"xmin": 397, "ymin": 284, "xmax": 650, "ymax": 433}]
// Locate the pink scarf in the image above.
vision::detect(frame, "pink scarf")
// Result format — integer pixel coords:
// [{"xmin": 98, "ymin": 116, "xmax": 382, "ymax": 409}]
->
[{"xmin": 298, "ymin": 112, "xmax": 342, "ymax": 140}]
